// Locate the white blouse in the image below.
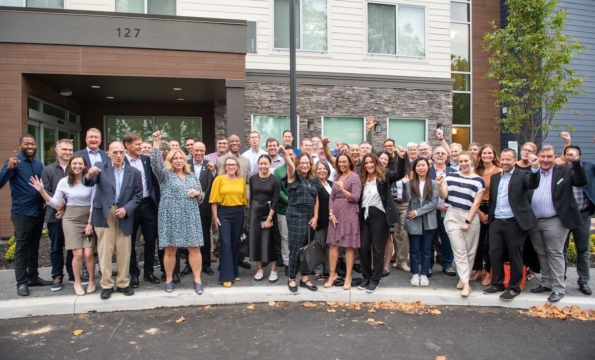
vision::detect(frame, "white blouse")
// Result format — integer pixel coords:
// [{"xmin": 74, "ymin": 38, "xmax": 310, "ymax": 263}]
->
[
  {"xmin": 361, "ymin": 178, "xmax": 384, "ymax": 219},
  {"xmin": 48, "ymin": 178, "xmax": 94, "ymax": 209}
]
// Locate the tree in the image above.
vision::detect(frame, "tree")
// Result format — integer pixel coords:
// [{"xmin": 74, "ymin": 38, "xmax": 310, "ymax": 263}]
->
[{"xmin": 483, "ymin": 0, "xmax": 585, "ymax": 146}]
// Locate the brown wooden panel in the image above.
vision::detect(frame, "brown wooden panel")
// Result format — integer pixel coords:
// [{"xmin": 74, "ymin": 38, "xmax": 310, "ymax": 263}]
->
[{"xmin": 472, "ymin": 1, "xmax": 501, "ymax": 146}]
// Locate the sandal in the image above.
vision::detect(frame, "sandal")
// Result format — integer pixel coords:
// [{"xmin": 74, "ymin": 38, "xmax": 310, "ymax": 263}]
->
[
  {"xmin": 316, "ymin": 273, "xmax": 327, "ymax": 283},
  {"xmin": 164, "ymin": 281, "xmax": 174, "ymax": 293},
  {"xmin": 526, "ymin": 270, "xmax": 535, "ymax": 281},
  {"xmin": 194, "ymin": 281, "xmax": 204, "ymax": 295}
]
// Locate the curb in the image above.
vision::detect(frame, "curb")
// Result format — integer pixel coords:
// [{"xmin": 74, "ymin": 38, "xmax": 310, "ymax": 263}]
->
[{"xmin": 2, "ymin": 286, "xmax": 594, "ymax": 319}]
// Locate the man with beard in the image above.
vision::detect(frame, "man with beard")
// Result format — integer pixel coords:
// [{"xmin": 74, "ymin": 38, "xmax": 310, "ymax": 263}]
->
[{"xmin": 0, "ymin": 135, "xmax": 52, "ymax": 296}]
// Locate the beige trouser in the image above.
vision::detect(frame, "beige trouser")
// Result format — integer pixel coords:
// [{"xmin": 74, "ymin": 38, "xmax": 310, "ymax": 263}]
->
[
  {"xmin": 95, "ymin": 205, "xmax": 131, "ymax": 289},
  {"xmin": 392, "ymin": 202, "xmax": 409, "ymax": 267},
  {"xmin": 443, "ymin": 207, "xmax": 480, "ymax": 283}
]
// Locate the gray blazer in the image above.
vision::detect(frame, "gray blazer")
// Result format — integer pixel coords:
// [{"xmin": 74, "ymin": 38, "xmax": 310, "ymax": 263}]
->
[
  {"xmin": 82, "ymin": 161, "xmax": 143, "ymax": 236},
  {"xmin": 404, "ymin": 180, "xmax": 438, "ymax": 235}
]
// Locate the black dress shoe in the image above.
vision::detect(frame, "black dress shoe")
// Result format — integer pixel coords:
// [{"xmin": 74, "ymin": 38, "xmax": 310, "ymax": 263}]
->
[
  {"xmin": 117, "ymin": 286, "xmax": 135, "ymax": 296},
  {"xmin": 161, "ymin": 273, "xmax": 166, "ymax": 282},
  {"xmin": 202, "ymin": 266, "xmax": 214, "ymax": 276},
  {"xmin": 500, "ymin": 289, "xmax": 520, "ymax": 301},
  {"xmin": 442, "ymin": 268, "xmax": 457, "ymax": 276},
  {"xmin": 299, "ymin": 279, "xmax": 318, "ymax": 291},
  {"xmin": 357, "ymin": 279, "xmax": 371, "ymax": 290},
  {"xmin": 382, "ymin": 269, "xmax": 390, "ymax": 277},
  {"xmin": 238, "ymin": 260, "xmax": 252, "ymax": 270},
  {"xmin": 143, "ymin": 274, "xmax": 160, "ymax": 284},
  {"xmin": 287, "ymin": 279, "xmax": 298, "ymax": 292},
  {"xmin": 427, "ymin": 269, "xmax": 433, "ymax": 278},
  {"xmin": 353, "ymin": 264, "xmax": 362, "ymax": 273},
  {"xmin": 28, "ymin": 277, "xmax": 53, "ymax": 287},
  {"xmin": 180, "ymin": 264, "xmax": 191, "ymax": 276},
  {"xmin": 531, "ymin": 285, "xmax": 552, "ymax": 293},
  {"xmin": 17, "ymin": 284, "xmax": 29, "ymax": 296},
  {"xmin": 173, "ymin": 274, "xmax": 181, "ymax": 284},
  {"xmin": 483, "ymin": 285, "xmax": 505, "ymax": 294},
  {"xmin": 100, "ymin": 288, "xmax": 113, "ymax": 300},
  {"xmin": 579, "ymin": 283, "xmax": 592, "ymax": 295},
  {"xmin": 548, "ymin": 291, "xmax": 564, "ymax": 302},
  {"xmin": 130, "ymin": 275, "xmax": 139, "ymax": 288}
]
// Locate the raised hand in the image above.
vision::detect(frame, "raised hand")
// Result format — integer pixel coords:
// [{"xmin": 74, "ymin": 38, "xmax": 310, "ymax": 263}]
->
[
  {"xmin": 87, "ymin": 166, "xmax": 101, "ymax": 176},
  {"xmin": 366, "ymin": 116, "xmax": 375, "ymax": 132},
  {"xmin": 396, "ymin": 145, "xmax": 406, "ymax": 159},
  {"xmin": 206, "ymin": 161, "xmax": 215, "ymax": 172},
  {"xmin": 152, "ymin": 130, "xmax": 163, "ymax": 141},
  {"xmin": 436, "ymin": 128, "xmax": 444, "ymax": 140},
  {"xmin": 560, "ymin": 131, "xmax": 571, "ymax": 142},
  {"xmin": 528, "ymin": 154, "xmax": 539, "ymax": 168},
  {"xmin": 566, "ymin": 149, "xmax": 580, "ymax": 163},
  {"xmin": 435, "ymin": 175, "xmax": 444, "ymax": 186},
  {"xmin": 28, "ymin": 175, "xmax": 44, "ymax": 192},
  {"xmin": 7, "ymin": 150, "xmax": 19, "ymax": 170},
  {"xmin": 320, "ymin": 136, "xmax": 330, "ymax": 147}
]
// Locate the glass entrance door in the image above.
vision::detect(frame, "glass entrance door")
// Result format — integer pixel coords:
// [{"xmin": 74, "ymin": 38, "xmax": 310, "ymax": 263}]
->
[
  {"xmin": 28, "ymin": 121, "xmax": 79, "ymax": 166},
  {"xmin": 43, "ymin": 125, "xmax": 57, "ymax": 165}
]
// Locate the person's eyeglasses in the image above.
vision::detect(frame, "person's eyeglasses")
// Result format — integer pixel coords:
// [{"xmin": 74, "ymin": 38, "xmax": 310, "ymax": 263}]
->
[
  {"xmin": 522, "ymin": 149, "xmax": 534, "ymax": 153},
  {"xmin": 225, "ymin": 164, "xmax": 237, "ymax": 167}
]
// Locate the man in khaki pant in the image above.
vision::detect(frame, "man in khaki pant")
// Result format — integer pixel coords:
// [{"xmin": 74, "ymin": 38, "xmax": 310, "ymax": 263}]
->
[{"xmin": 84, "ymin": 141, "xmax": 142, "ymax": 300}]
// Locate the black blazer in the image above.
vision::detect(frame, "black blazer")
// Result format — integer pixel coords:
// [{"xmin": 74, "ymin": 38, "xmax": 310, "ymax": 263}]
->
[
  {"xmin": 314, "ymin": 179, "xmax": 332, "ymax": 229},
  {"xmin": 359, "ymin": 156, "xmax": 407, "ymax": 226},
  {"xmin": 189, "ymin": 159, "xmax": 215, "ymax": 216},
  {"xmin": 41, "ymin": 161, "xmax": 67, "ymax": 224},
  {"xmin": 488, "ymin": 168, "xmax": 540, "ymax": 231},
  {"xmin": 528, "ymin": 161, "xmax": 588, "ymax": 230},
  {"xmin": 124, "ymin": 154, "xmax": 159, "ymax": 207}
]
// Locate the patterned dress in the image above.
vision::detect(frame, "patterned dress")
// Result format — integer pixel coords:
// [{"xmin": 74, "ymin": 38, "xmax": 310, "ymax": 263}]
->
[
  {"xmin": 151, "ymin": 148, "xmax": 204, "ymax": 248},
  {"xmin": 326, "ymin": 172, "xmax": 362, "ymax": 248}
]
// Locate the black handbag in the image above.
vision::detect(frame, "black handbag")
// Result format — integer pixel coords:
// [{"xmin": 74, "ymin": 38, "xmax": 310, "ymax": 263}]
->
[
  {"xmin": 299, "ymin": 230, "xmax": 326, "ymax": 273},
  {"xmin": 238, "ymin": 228, "xmax": 250, "ymax": 259}
]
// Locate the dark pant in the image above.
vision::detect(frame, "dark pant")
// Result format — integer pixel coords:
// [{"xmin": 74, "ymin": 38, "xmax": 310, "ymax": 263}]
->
[
  {"xmin": 409, "ymin": 228, "xmax": 436, "ymax": 276},
  {"xmin": 129, "ymin": 198, "xmax": 158, "ymax": 277},
  {"xmin": 12, "ymin": 213, "xmax": 45, "ymax": 286},
  {"xmin": 564, "ymin": 209, "xmax": 591, "ymax": 284},
  {"xmin": 47, "ymin": 221, "xmax": 74, "ymax": 280},
  {"xmin": 430, "ymin": 212, "xmax": 454, "ymax": 269},
  {"xmin": 489, "ymin": 218, "xmax": 526, "ymax": 292},
  {"xmin": 218, "ymin": 206, "xmax": 244, "ymax": 282},
  {"xmin": 523, "ymin": 235, "xmax": 541, "ymax": 272},
  {"xmin": 473, "ymin": 202, "xmax": 491, "ymax": 271},
  {"xmin": 360, "ymin": 207, "xmax": 390, "ymax": 283},
  {"xmin": 200, "ymin": 215, "xmax": 212, "ymax": 267}
]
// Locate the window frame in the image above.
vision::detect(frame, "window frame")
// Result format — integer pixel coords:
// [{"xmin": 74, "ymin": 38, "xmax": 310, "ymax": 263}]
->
[
  {"xmin": 250, "ymin": 114, "xmax": 300, "ymax": 149},
  {"xmin": 112, "ymin": 0, "xmax": 177, "ymax": 16},
  {"xmin": 103, "ymin": 115, "xmax": 202, "ymax": 145},
  {"xmin": 247, "ymin": 21, "xmax": 258, "ymax": 54},
  {"xmin": 271, "ymin": 0, "xmax": 331, "ymax": 54},
  {"xmin": 451, "ymin": 0, "xmax": 472, "ymax": 144},
  {"xmin": 321, "ymin": 116, "xmax": 365, "ymax": 147},
  {"xmin": 386, "ymin": 118, "xmax": 428, "ymax": 146},
  {"xmin": 365, "ymin": 1, "xmax": 428, "ymax": 59}
]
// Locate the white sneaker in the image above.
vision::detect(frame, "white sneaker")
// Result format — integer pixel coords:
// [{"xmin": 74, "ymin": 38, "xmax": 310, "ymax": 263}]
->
[
  {"xmin": 254, "ymin": 269, "xmax": 264, "ymax": 281},
  {"xmin": 268, "ymin": 271, "xmax": 278, "ymax": 283},
  {"xmin": 420, "ymin": 275, "xmax": 429, "ymax": 286},
  {"xmin": 410, "ymin": 274, "xmax": 420, "ymax": 286}
]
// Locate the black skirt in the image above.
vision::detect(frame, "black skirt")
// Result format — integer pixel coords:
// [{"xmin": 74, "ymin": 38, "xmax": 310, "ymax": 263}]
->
[{"xmin": 249, "ymin": 200, "xmax": 276, "ymax": 262}]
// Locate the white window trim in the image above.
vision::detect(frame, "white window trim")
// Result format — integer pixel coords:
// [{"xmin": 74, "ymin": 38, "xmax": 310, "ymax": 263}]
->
[
  {"xmin": 386, "ymin": 118, "xmax": 428, "ymax": 142},
  {"xmin": 320, "ymin": 116, "xmax": 366, "ymax": 144},
  {"xmin": 250, "ymin": 114, "xmax": 300, "ymax": 146},
  {"xmin": 450, "ymin": 0, "xmax": 472, "ymax": 141},
  {"xmin": 247, "ymin": 20, "xmax": 258, "ymax": 54},
  {"xmin": 270, "ymin": 0, "xmax": 331, "ymax": 55},
  {"xmin": 27, "ymin": 96, "xmax": 80, "ymax": 129},
  {"xmin": 112, "ymin": 0, "xmax": 178, "ymax": 16},
  {"xmin": 364, "ymin": 0, "xmax": 428, "ymax": 60}
]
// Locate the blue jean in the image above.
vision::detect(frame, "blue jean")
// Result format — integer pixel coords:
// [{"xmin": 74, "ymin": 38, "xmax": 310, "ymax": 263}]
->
[
  {"xmin": 409, "ymin": 229, "xmax": 436, "ymax": 275},
  {"xmin": 431, "ymin": 212, "xmax": 454, "ymax": 269},
  {"xmin": 47, "ymin": 222, "xmax": 74, "ymax": 280}
]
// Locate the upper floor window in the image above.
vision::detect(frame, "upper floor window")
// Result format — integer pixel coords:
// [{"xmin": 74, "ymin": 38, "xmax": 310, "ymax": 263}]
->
[
  {"xmin": 367, "ymin": 2, "xmax": 425, "ymax": 57},
  {"xmin": 273, "ymin": 0, "xmax": 328, "ymax": 52},
  {"xmin": 1, "ymin": 0, "xmax": 63, "ymax": 8},
  {"xmin": 115, "ymin": 0, "xmax": 176, "ymax": 16},
  {"xmin": 247, "ymin": 21, "xmax": 258, "ymax": 54}
]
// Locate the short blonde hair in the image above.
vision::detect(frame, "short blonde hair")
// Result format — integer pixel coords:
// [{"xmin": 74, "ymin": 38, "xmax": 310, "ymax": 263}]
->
[
  {"xmin": 163, "ymin": 149, "xmax": 190, "ymax": 174},
  {"xmin": 218, "ymin": 156, "xmax": 243, "ymax": 178}
]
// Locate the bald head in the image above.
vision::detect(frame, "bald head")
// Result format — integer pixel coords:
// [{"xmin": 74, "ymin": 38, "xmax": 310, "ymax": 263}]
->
[
  {"xmin": 108, "ymin": 141, "xmax": 126, "ymax": 168},
  {"xmin": 192, "ymin": 141, "xmax": 206, "ymax": 162}
]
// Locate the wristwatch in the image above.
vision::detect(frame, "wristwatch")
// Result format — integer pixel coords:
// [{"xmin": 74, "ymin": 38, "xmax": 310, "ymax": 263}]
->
[{"xmin": 464, "ymin": 219, "xmax": 471, "ymax": 224}]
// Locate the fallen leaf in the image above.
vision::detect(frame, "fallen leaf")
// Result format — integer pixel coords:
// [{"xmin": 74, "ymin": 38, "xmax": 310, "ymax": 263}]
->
[
  {"xmin": 204, "ymin": 305, "xmax": 211, "ymax": 310},
  {"xmin": 366, "ymin": 318, "xmax": 375, "ymax": 323},
  {"xmin": 436, "ymin": 356, "xmax": 447, "ymax": 360},
  {"xmin": 176, "ymin": 316, "xmax": 185, "ymax": 323},
  {"xmin": 246, "ymin": 304, "xmax": 255, "ymax": 310},
  {"xmin": 145, "ymin": 328, "xmax": 159, "ymax": 335},
  {"xmin": 327, "ymin": 309, "xmax": 337, "ymax": 313},
  {"xmin": 429, "ymin": 309, "xmax": 442, "ymax": 315},
  {"xmin": 368, "ymin": 309, "xmax": 376, "ymax": 313},
  {"xmin": 73, "ymin": 329, "xmax": 84, "ymax": 336},
  {"xmin": 302, "ymin": 302, "xmax": 317, "ymax": 308},
  {"xmin": 375, "ymin": 321, "xmax": 385, "ymax": 325},
  {"xmin": 268, "ymin": 301, "xmax": 277, "ymax": 307}
]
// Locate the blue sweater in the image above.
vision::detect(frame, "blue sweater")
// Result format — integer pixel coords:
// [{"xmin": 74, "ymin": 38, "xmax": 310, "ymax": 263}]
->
[{"xmin": 0, "ymin": 152, "xmax": 45, "ymax": 217}]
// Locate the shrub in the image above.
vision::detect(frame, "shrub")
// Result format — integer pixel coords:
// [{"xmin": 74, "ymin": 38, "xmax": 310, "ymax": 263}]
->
[
  {"xmin": 567, "ymin": 240, "xmax": 577, "ymax": 264},
  {"xmin": 42, "ymin": 228, "xmax": 49, "ymax": 238},
  {"xmin": 590, "ymin": 234, "xmax": 595, "ymax": 253},
  {"xmin": 4, "ymin": 236, "xmax": 16, "ymax": 261}
]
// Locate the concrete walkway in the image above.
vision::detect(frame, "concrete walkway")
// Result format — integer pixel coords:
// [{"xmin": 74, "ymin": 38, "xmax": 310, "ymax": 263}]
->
[{"xmin": 0, "ymin": 261, "xmax": 593, "ymax": 319}]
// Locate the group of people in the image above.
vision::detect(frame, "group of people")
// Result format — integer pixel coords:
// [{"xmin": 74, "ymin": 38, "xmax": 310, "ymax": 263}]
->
[{"xmin": 2, "ymin": 120, "xmax": 593, "ymax": 303}]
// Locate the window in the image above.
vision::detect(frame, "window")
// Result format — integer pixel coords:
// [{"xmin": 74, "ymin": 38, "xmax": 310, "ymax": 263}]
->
[
  {"xmin": 252, "ymin": 115, "xmax": 293, "ymax": 149},
  {"xmin": 26, "ymin": 0, "xmax": 63, "ymax": 8},
  {"xmin": 115, "ymin": 0, "xmax": 176, "ymax": 15},
  {"xmin": 247, "ymin": 21, "xmax": 258, "ymax": 54},
  {"xmin": 322, "ymin": 117, "xmax": 364, "ymax": 148},
  {"xmin": 451, "ymin": 0, "xmax": 472, "ymax": 148},
  {"xmin": 388, "ymin": 119, "xmax": 426, "ymax": 147},
  {"xmin": 274, "ymin": 0, "xmax": 328, "ymax": 52},
  {"xmin": 367, "ymin": 2, "xmax": 425, "ymax": 57},
  {"xmin": 1, "ymin": 0, "xmax": 25, "ymax": 6},
  {"xmin": 27, "ymin": 97, "xmax": 40, "ymax": 111},
  {"xmin": 42, "ymin": 103, "xmax": 66, "ymax": 121},
  {"xmin": 105, "ymin": 116, "xmax": 201, "ymax": 144}
]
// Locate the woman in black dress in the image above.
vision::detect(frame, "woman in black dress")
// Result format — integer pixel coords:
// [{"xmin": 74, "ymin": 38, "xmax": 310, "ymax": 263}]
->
[
  {"xmin": 313, "ymin": 160, "xmax": 333, "ymax": 282},
  {"xmin": 249, "ymin": 155, "xmax": 281, "ymax": 283}
]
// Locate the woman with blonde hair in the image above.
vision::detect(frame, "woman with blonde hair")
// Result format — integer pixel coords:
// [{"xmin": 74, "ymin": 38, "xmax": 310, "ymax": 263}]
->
[
  {"xmin": 210, "ymin": 155, "xmax": 248, "ymax": 288},
  {"xmin": 151, "ymin": 131, "xmax": 205, "ymax": 294}
]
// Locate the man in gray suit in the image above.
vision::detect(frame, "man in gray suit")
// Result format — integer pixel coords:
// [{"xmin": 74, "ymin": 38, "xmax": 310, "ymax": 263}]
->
[{"xmin": 83, "ymin": 141, "xmax": 143, "ymax": 300}]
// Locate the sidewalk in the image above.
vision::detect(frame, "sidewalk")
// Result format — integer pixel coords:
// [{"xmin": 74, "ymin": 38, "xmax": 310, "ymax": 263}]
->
[{"xmin": 1, "ymin": 262, "xmax": 593, "ymax": 319}]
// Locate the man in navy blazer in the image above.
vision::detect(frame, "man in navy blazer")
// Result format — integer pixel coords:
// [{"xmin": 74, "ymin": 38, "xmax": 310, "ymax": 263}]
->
[
  {"xmin": 75, "ymin": 128, "xmax": 109, "ymax": 167},
  {"xmin": 189, "ymin": 141, "xmax": 216, "ymax": 275},
  {"xmin": 123, "ymin": 132, "xmax": 161, "ymax": 287},
  {"xmin": 83, "ymin": 141, "xmax": 143, "ymax": 300}
]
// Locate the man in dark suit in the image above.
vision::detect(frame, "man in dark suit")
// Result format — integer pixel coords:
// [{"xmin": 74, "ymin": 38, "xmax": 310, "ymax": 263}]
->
[
  {"xmin": 189, "ymin": 141, "xmax": 216, "ymax": 275},
  {"xmin": 123, "ymin": 132, "xmax": 160, "ymax": 287},
  {"xmin": 75, "ymin": 128, "xmax": 109, "ymax": 167},
  {"xmin": 83, "ymin": 141, "xmax": 143, "ymax": 300},
  {"xmin": 528, "ymin": 145, "xmax": 588, "ymax": 302},
  {"xmin": 483, "ymin": 149, "xmax": 540, "ymax": 301}
]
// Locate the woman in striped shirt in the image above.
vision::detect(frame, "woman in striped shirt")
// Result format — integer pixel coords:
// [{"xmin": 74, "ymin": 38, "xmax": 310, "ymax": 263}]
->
[{"xmin": 437, "ymin": 151, "xmax": 485, "ymax": 297}]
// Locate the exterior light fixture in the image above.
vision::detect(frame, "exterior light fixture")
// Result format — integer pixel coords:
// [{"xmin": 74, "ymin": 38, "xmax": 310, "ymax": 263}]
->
[
  {"xmin": 374, "ymin": 122, "xmax": 382, "ymax": 133},
  {"xmin": 307, "ymin": 121, "xmax": 315, "ymax": 131}
]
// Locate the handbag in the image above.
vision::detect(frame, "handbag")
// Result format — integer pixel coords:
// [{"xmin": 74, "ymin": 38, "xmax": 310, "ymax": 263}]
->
[
  {"xmin": 299, "ymin": 230, "xmax": 326, "ymax": 273},
  {"xmin": 238, "ymin": 228, "xmax": 250, "ymax": 259}
]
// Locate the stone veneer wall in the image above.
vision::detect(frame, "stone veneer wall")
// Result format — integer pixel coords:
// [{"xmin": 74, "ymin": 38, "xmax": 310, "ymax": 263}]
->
[
  {"xmin": 213, "ymin": 101, "xmax": 227, "ymax": 142},
  {"xmin": 243, "ymin": 82, "xmax": 452, "ymax": 152}
]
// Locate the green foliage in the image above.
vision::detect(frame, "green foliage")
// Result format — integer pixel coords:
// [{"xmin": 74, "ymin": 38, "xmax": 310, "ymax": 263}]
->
[
  {"xmin": 590, "ymin": 234, "xmax": 595, "ymax": 253},
  {"xmin": 483, "ymin": 0, "xmax": 585, "ymax": 146},
  {"xmin": 567, "ymin": 239, "xmax": 577, "ymax": 264},
  {"xmin": 42, "ymin": 228, "xmax": 49, "ymax": 238},
  {"xmin": 4, "ymin": 236, "xmax": 16, "ymax": 261}
]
